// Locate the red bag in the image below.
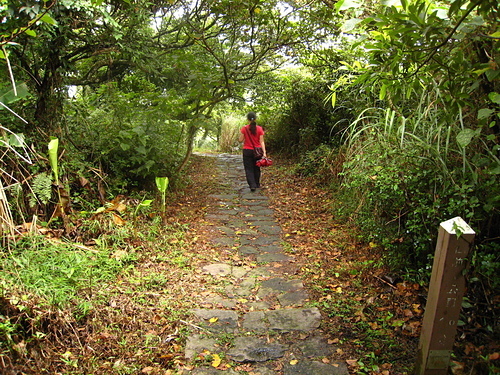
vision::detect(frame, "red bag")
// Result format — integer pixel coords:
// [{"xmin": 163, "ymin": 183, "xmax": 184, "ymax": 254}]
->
[{"xmin": 256, "ymin": 157, "xmax": 273, "ymax": 167}]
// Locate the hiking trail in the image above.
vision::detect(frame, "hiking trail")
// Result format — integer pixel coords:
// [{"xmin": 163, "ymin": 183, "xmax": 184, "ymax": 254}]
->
[{"xmin": 183, "ymin": 153, "xmax": 349, "ymax": 375}]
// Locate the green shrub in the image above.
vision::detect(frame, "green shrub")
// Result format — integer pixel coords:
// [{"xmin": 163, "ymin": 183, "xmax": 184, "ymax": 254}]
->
[{"xmin": 336, "ymin": 107, "xmax": 500, "ymax": 277}]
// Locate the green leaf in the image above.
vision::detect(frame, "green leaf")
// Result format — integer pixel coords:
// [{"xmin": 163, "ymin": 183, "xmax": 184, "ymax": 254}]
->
[
  {"xmin": 331, "ymin": 91, "xmax": 337, "ymax": 108},
  {"xmin": 335, "ymin": 0, "xmax": 345, "ymax": 11},
  {"xmin": 24, "ymin": 29, "xmax": 37, "ymax": 37},
  {"xmin": 490, "ymin": 30, "xmax": 500, "ymax": 38},
  {"xmin": 0, "ymin": 82, "xmax": 30, "ymax": 104},
  {"xmin": 488, "ymin": 92, "xmax": 500, "ymax": 105},
  {"xmin": 379, "ymin": 84, "xmax": 387, "ymax": 100},
  {"xmin": 48, "ymin": 138, "xmax": 59, "ymax": 185},
  {"xmin": 120, "ymin": 143, "xmax": 130, "ymax": 151},
  {"xmin": 39, "ymin": 14, "xmax": 57, "ymax": 26},
  {"xmin": 456, "ymin": 128, "xmax": 479, "ymax": 148},
  {"xmin": 342, "ymin": 18, "xmax": 363, "ymax": 32},
  {"xmin": 485, "ymin": 69, "xmax": 500, "ymax": 82},
  {"xmin": 155, "ymin": 177, "xmax": 169, "ymax": 193},
  {"xmin": 478, "ymin": 108, "xmax": 494, "ymax": 120},
  {"xmin": 338, "ymin": 0, "xmax": 359, "ymax": 11},
  {"xmin": 138, "ymin": 199, "xmax": 153, "ymax": 207},
  {"xmin": 8, "ymin": 133, "xmax": 25, "ymax": 147}
]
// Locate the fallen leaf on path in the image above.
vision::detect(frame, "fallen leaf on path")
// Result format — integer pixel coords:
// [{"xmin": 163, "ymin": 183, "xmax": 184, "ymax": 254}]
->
[{"xmin": 211, "ymin": 353, "xmax": 221, "ymax": 367}]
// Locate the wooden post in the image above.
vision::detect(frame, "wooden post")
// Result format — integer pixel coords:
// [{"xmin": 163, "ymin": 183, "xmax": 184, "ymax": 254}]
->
[{"xmin": 415, "ymin": 217, "xmax": 475, "ymax": 375}]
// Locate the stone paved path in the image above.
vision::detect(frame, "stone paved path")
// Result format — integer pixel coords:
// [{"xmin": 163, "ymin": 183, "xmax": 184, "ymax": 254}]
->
[{"xmin": 184, "ymin": 154, "xmax": 348, "ymax": 375}]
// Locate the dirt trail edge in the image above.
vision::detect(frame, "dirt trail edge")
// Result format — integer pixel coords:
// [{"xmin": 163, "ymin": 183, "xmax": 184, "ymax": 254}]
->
[{"xmin": 183, "ymin": 153, "xmax": 348, "ymax": 375}]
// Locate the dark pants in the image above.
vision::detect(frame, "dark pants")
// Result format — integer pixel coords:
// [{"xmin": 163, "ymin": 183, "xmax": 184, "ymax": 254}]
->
[{"xmin": 243, "ymin": 149, "xmax": 261, "ymax": 189}]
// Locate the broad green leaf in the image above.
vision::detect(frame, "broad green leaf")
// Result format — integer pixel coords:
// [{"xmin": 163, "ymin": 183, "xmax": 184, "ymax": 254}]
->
[
  {"xmin": 335, "ymin": 0, "xmax": 345, "ymax": 11},
  {"xmin": 8, "ymin": 133, "xmax": 25, "ymax": 147},
  {"xmin": 488, "ymin": 92, "xmax": 500, "ymax": 105},
  {"xmin": 40, "ymin": 14, "xmax": 57, "ymax": 26},
  {"xmin": 485, "ymin": 69, "xmax": 500, "ymax": 82},
  {"xmin": 48, "ymin": 138, "xmax": 59, "ymax": 184},
  {"xmin": 138, "ymin": 199, "xmax": 153, "ymax": 207},
  {"xmin": 379, "ymin": 84, "xmax": 387, "ymax": 100},
  {"xmin": 120, "ymin": 143, "xmax": 130, "ymax": 151},
  {"xmin": 381, "ymin": 0, "xmax": 401, "ymax": 6},
  {"xmin": 155, "ymin": 177, "xmax": 169, "ymax": 193},
  {"xmin": 24, "ymin": 29, "xmax": 37, "ymax": 37},
  {"xmin": 478, "ymin": 108, "xmax": 494, "ymax": 120},
  {"xmin": 456, "ymin": 128, "xmax": 479, "ymax": 148},
  {"xmin": 0, "ymin": 82, "xmax": 30, "ymax": 104},
  {"xmin": 342, "ymin": 18, "xmax": 362, "ymax": 32},
  {"xmin": 338, "ymin": 0, "xmax": 359, "ymax": 11},
  {"xmin": 490, "ymin": 30, "xmax": 500, "ymax": 38}
]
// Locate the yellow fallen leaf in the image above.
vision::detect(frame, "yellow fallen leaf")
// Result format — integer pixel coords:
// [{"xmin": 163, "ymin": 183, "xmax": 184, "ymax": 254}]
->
[
  {"xmin": 209, "ymin": 317, "xmax": 218, "ymax": 323},
  {"xmin": 211, "ymin": 353, "xmax": 221, "ymax": 368},
  {"xmin": 289, "ymin": 359, "xmax": 298, "ymax": 365},
  {"xmin": 238, "ymin": 298, "xmax": 248, "ymax": 303},
  {"xmin": 112, "ymin": 213, "xmax": 126, "ymax": 225}
]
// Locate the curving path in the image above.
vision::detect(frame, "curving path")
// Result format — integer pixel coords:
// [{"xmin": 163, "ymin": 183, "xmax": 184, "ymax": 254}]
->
[{"xmin": 184, "ymin": 153, "xmax": 349, "ymax": 375}]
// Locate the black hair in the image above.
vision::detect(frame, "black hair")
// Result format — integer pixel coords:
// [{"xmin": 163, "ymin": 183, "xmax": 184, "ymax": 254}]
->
[{"xmin": 247, "ymin": 112, "xmax": 257, "ymax": 135}]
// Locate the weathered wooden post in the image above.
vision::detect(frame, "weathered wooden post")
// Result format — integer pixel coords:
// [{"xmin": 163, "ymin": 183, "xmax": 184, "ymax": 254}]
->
[{"xmin": 415, "ymin": 217, "xmax": 475, "ymax": 375}]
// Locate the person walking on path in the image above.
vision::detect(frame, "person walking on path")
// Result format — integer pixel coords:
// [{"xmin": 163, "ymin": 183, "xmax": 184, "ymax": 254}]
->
[{"xmin": 239, "ymin": 112, "xmax": 267, "ymax": 192}]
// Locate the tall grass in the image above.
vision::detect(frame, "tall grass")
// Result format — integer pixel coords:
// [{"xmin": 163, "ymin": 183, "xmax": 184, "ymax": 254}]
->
[
  {"xmin": 336, "ymin": 93, "xmax": 499, "ymax": 273},
  {"xmin": 218, "ymin": 116, "xmax": 242, "ymax": 153}
]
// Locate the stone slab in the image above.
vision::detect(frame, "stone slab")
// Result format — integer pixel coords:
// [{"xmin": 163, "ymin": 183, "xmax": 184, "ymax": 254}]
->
[
  {"xmin": 185, "ymin": 335, "xmax": 220, "ymax": 359},
  {"xmin": 284, "ymin": 360, "xmax": 348, "ymax": 375},
  {"xmin": 227, "ymin": 337, "xmax": 287, "ymax": 362},
  {"xmin": 212, "ymin": 237, "xmax": 238, "ymax": 247},
  {"xmin": 207, "ymin": 194, "xmax": 238, "ymax": 201},
  {"xmin": 267, "ymin": 308, "xmax": 321, "ymax": 331},
  {"xmin": 278, "ymin": 289, "xmax": 310, "ymax": 307},
  {"xmin": 295, "ymin": 335, "xmax": 335, "ymax": 358},
  {"xmin": 242, "ymin": 194, "xmax": 269, "ymax": 200},
  {"xmin": 202, "ymin": 263, "xmax": 232, "ymax": 276},
  {"xmin": 244, "ymin": 208, "xmax": 275, "ymax": 216},
  {"xmin": 242, "ymin": 311, "xmax": 267, "ymax": 331},
  {"xmin": 257, "ymin": 226, "xmax": 283, "ymax": 235},
  {"xmin": 259, "ymin": 278, "xmax": 303, "ymax": 294},
  {"xmin": 191, "ymin": 309, "xmax": 239, "ymax": 333},
  {"xmin": 191, "ymin": 367, "xmax": 240, "ymax": 375},
  {"xmin": 257, "ymin": 253, "xmax": 294, "ymax": 263},
  {"xmin": 216, "ymin": 226, "xmax": 235, "ymax": 235},
  {"xmin": 257, "ymin": 245, "xmax": 283, "ymax": 254},
  {"xmin": 241, "ymin": 236, "xmax": 279, "ymax": 246},
  {"xmin": 238, "ymin": 245, "xmax": 259, "ymax": 255},
  {"xmin": 204, "ymin": 295, "xmax": 237, "ymax": 309}
]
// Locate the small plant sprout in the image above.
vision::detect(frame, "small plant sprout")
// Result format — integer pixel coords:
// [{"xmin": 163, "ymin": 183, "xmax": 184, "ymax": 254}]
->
[{"xmin": 155, "ymin": 176, "xmax": 169, "ymax": 214}]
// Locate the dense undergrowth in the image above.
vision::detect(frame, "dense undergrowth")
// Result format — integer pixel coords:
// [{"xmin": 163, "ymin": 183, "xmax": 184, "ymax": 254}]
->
[
  {"xmin": 0, "ymin": 156, "xmax": 218, "ymax": 374},
  {"xmin": 1, "ymin": 153, "xmax": 499, "ymax": 374},
  {"xmin": 268, "ymin": 158, "xmax": 500, "ymax": 375}
]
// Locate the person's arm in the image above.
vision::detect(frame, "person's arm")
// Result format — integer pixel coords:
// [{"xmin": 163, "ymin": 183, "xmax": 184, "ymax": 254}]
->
[
  {"xmin": 259, "ymin": 135, "xmax": 267, "ymax": 157},
  {"xmin": 239, "ymin": 129, "xmax": 245, "ymax": 143}
]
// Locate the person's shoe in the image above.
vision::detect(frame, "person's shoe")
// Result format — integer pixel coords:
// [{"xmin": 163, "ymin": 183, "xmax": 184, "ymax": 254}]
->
[{"xmin": 250, "ymin": 187, "xmax": 256, "ymax": 192}]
